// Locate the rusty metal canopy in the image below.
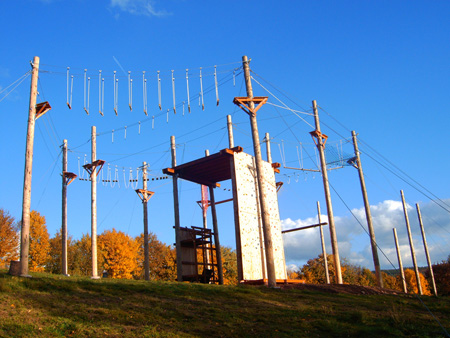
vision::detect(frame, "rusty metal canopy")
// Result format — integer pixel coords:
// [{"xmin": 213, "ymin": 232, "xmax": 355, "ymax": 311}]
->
[{"xmin": 163, "ymin": 147, "xmax": 243, "ymax": 187}]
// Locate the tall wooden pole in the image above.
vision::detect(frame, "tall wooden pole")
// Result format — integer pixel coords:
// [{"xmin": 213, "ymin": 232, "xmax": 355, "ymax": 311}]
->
[
  {"xmin": 312, "ymin": 100, "xmax": 342, "ymax": 284},
  {"xmin": 227, "ymin": 115, "xmax": 234, "ymax": 148},
  {"xmin": 203, "ymin": 150, "xmax": 211, "ymax": 267},
  {"xmin": 400, "ymin": 190, "xmax": 422, "ymax": 295},
  {"xmin": 393, "ymin": 228, "xmax": 408, "ymax": 293},
  {"xmin": 90, "ymin": 126, "xmax": 99, "ymax": 279},
  {"xmin": 416, "ymin": 204, "xmax": 437, "ymax": 296},
  {"xmin": 62, "ymin": 139, "xmax": 69, "ymax": 276},
  {"xmin": 351, "ymin": 131, "xmax": 383, "ymax": 288},
  {"xmin": 142, "ymin": 162, "xmax": 150, "ymax": 281},
  {"xmin": 20, "ymin": 56, "xmax": 40, "ymax": 277},
  {"xmin": 209, "ymin": 185, "xmax": 223, "ymax": 284},
  {"xmin": 317, "ymin": 201, "xmax": 330, "ymax": 284},
  {"xmin": 242, "ymin": 55, "xmax": 276, "ymax": 287},
  {"xmin": 265, "ymin": 132, "xmax": 272, "ymax": 163},
  {"xmin": 171, "ymin": 136, "xmax": 183, "ymax": 282}
]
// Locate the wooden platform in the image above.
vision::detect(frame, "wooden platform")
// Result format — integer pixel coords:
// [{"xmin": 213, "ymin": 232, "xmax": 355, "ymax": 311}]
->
[{"xmin": 240, "ymin": 279, "xmax": 306, "ymax": 285}]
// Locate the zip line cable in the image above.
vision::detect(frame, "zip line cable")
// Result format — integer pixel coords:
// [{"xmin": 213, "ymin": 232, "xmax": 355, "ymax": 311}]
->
[
  {"xmin": 0, "ymin": 70, "xmax": 31, "ymax": 103},
  {"xmin": 328, "ymin": 181, "xmax": 449, "ymax": 337}
]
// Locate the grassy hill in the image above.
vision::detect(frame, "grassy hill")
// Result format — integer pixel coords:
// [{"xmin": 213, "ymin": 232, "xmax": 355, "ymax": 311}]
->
[{"xmin": 0, "ymin": 270, "xmax": 449, "ymax": 337}]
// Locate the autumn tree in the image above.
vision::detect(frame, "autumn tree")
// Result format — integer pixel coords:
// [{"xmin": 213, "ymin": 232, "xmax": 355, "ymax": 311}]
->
[
  {"xmin": 99, "ymin": 229, "xmax": 139, "ymax": 279},
  {"xmin": 135, "ymin": 232, "xmax": 176, "ymax": 281},
  {"xmin": 29, "ymin": 210, "xmax": 50, "ymax": 272},
  {"xmin": 382, "ymin": 272, "xmax": 401, "ymax": 291},
  {"xmin": 221, "ymin": 246, "xmax": 238, "ymax": 285},
  {"xmin": 300, "ymin": 254, "xmax": 335, "ymax": 284},
  {"xmin": 427, "ymin": 260, "xmax": 450, "ymax": 296},
  {"xmin": 46, "ymin": 230, "xmax": 76, "ymax": 275},
  {"xmin": 71, "ymin": 233, "xmax": 104, "ymax": 276},
  {"xmin": 0, "ymin": 209, "xmax": 19, "ymax": 267},
  {"xmin": 400, "ymin": 269, "xmax": 431, "ymax": 296}
]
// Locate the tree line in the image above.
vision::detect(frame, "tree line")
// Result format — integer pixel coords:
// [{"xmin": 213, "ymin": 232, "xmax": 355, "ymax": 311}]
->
[
  {"xmin": 0, "ymin": 208, "xmax": 237, "ymax": 284},
  {"xmin": 288, "ymin": 253, "xmax": 450, "ymax": 296}
]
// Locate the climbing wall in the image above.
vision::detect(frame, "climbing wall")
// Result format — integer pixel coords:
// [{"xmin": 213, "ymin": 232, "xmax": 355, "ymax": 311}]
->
[{"xmin": 233, "ymin": 152, "xmax": 287, "ymax": 281}]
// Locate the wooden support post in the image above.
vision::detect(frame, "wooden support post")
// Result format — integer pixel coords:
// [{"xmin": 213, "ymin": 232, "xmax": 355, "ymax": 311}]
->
[
  {"xmin": 265, "ymin": 132, "xmax": 272, "ymax": 164},
  {"xmin": 20, "ymin": 56, "xmax": 40, "ymax": 277},
  {"xmin": 91, "ymin": 126, "xmax": 99, "ymax": 279},
  {"xmin": 209, "ymin": 185, "xmax": 223, "ymax": 285},
  {"xmin": 227, "ymin": 115, "xmax": 234, "ymax": 148},
  {"xmin": 311, "ymin": 100, "xmax": 342, "ymax": 284},
  {"xmin": 171, "ymin": 136, "xmax": 183, "ymax": 282},
  {"xmin": 416, "ymin": 203, "xmax": 437, "ymax": 296},
  {"xmin": 242, "ymin": 55, "xmax": 277, "ymax": 287},
  {"xmin": 203, "ymin": 150, "xmax": 211, "ymax": 268},
  {"xmin": 317, "ymin": 201, "xmax": 330, "ymax": 284},
  {"xmin": 143, "ymin": 162, "xmax": 150, "ymax": 281},
  {"xmin": 400, "ymin": 190, "xmax": 422, "ymax": 295},
  {"xmin": 351, "ymin": 131, "xmax": 383, "ymax": 288},
  {"xmin": 393, "ymin": 228, "xmax": 407, "ymax": 293},
  {"xmin": 61, "ymin": 139, "xmax": 69, "ymax": 276}
]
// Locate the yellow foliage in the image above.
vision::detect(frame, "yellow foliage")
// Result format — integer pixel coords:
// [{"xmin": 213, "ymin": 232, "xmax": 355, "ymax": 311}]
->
[
  {"xmin": 0, "ymin": 209, "xmax": 19, "ymax": 265},
  {"xmin": 400, "ymin": 269, "xmax": 432, "ymax": 296},
  {"xmin": 29, "ymin": 210, "xmax": 50, "ymax": 272},
  {"xmin": 99, "ymin": 229, "xmax": 139, "ymax": 279}
]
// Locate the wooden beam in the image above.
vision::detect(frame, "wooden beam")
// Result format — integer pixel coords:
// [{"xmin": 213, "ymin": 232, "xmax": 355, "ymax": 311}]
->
[{"xmin": 282, "ymin": 222, "xmax": 328, "ymax": 234}]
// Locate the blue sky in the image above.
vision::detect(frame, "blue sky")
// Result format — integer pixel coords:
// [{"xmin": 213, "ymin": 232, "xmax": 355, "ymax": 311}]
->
[{"xmin": 1, "ymin": 0, "xmax": 450, "ymax": 271}]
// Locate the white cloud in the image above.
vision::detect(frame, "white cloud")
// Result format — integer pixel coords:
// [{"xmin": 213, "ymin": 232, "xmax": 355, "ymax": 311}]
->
[
  {"xmin": 282, "ymin": 199, "xmax": 450, "ymax": 271},
  {"xmin": 110, "ymin": 0, "xmax": 170, "ymax": 17}
]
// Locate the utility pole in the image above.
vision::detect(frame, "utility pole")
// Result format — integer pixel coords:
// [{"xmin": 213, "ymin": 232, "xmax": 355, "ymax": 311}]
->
[
  {"xmin": 416, "ymin": 204, "xmax": 437, "ymax": 296},
  {"xmin": 265, "ymin": 132, "xmax": 272, "ymax": 163},
  {"xmin": 61, "ymin": 140, "xmax": 69, "ymax": 275},
  {"xmin": 20, "ymin": 56, "xmax": 40, "ymax": 277},
  {"xmin": 351, "ymin": 131, "xmax": 383, "ymax": 288},
  {"xmin": 393, "ymin": 228, "xmax": 407, "ymax": 293},
  {"xmin": 400, "ymin": 190, "xmax": 422, "ymax": 295},
  {"xmin": 202, "ymin": 150, "xmax": 211, "ymax": 267},
  {"xmin": 171, "ymin": 136, "xmax": 183, "ymax": 282},
  {"xmin": 240, "ymin": 55, "xmax": 276, "ymax": 287},
  {"xmin": 311, "ymin": 100, "xmax": 342, "ymax": 284},
  {"xmin": 91, "ymin": 126, "xmax": 99, "ymax": 279},
  {"xmin": 82, "ymin": 127, "xmax": 104, "ymax": 279},
  {"xmin": 209, "ymin": 185, "xmax": 223, "ymax": 285},
  {"xmin": 317, "ymin": 201, "xmax": 330, "ymax": 284},
  {"xmin": 227, "ymin": 115, "xmax": 234, "ymax": 148},
  {"xmin": 61, "ymin": 140, "xmax": 77, "ymax": 276}
]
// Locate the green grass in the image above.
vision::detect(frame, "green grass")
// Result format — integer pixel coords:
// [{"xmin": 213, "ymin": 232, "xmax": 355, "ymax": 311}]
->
[{"xmin": 0, "ymin": 270, "xmax": 449, "ymax": 337}]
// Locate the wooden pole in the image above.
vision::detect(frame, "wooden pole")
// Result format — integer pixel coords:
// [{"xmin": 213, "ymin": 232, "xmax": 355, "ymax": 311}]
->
[
  {"xmin": 62, "ymin": 139, "xmax": 69, "ymax": 276},
  {"xmin": 416, "ymin": 203, "xmax": 437, "ymax": 296},
  {"xmin": 351, "ymin": 131, "xmax": 383, "ymax": 288},
  {"xmin": 227, "ymin": 115, "xmax": 234, "ymax": 148},
  {"xmin": 242, "ymin": 55, "xmax": 277, "ymax": 287},
  {"xmin": 209, "ymin": 185, "xmax": 223, "ymax": 285},
  {"xmin": 400, "ymin": 190, "xmax": 422, "ymax": 295},
  {"xmin": 171, "ymin": 136, "xmax": 183, "ymax": 282},
  {"xmin": 265, "ymin": 132, "xmax": 272, "ymax": 163},
  {"xmin": 143, "ymin": 162, "xmax": 150, "ymax": 281},
  {"xmin": 393, "ymin": 227, "xmax": 407, "ymax": 293},
  {"xmin": 91, "ymin": 126, "xmax": 99, "ymax": 279},
  {"xmin": 312, "ymin": 100, "xmax": 342, "ymax": 284},
  {"xmin": 203, "ymin": 150, "xmax": 211, "ymax": 268},
  {"xmin": 317, "ymin": 201, "xmax": 330, "ymax": 284},
  {"xmin": 20, "ymin": 56, "xmax": 40, "ymax": 277}
]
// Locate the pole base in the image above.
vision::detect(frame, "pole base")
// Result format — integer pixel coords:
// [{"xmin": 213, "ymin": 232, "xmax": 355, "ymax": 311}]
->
[{"xmin": 91, "ymin": 276, "xmax": 101, "ymax": 280}]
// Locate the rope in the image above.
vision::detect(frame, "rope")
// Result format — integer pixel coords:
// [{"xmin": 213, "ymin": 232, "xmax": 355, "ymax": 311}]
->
[
  {"xmin": 199, "ymin": 67, "xmax": 204, "ymax": 110},
  {"xmin": 0, "ymin": 70, "xmax": 31, "ymax": 103},
  {"xmin": 186, "ymin": 69, "xmax": 191, "ymax": 113}
]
